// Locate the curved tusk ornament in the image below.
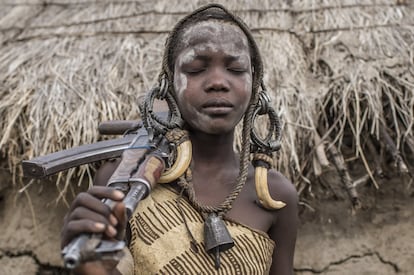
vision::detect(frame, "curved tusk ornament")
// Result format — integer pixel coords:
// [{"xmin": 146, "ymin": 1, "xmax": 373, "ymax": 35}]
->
[
  {"xmin": 158, "ymin": 135, "xmax": 192, "ymax": 183},
  {"xmin": 254, "ymin": 166, "xmax": 286, "ymax": 210}
]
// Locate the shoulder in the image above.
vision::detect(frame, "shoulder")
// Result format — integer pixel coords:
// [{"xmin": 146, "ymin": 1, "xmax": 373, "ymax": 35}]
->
[{"xmin": 267, "ymin": 169, "xmax": 298, "ymax": 207}]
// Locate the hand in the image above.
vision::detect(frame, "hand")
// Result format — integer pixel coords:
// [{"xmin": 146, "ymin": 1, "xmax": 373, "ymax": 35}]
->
[{"xmin": 61, "ymin": 186, "xmax": 127, "ymax": 274}]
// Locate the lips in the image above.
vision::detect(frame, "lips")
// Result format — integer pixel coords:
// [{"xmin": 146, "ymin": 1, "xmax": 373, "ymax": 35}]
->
[
  {"xmin": 202, "ymin": 98, "xmax": 233, "ymax": 108},
  {"xmin": 201, "ymin": 98, "xmax": 234, "ymax": 115}
]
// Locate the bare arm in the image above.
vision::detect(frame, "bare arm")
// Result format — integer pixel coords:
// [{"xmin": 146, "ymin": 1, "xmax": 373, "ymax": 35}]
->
[{"xmin": 267, "ymin": 171, "xmax": 299, "ymax": 275}]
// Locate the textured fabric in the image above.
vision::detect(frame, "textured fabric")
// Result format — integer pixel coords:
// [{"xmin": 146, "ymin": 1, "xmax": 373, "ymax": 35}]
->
[
  {"xmin": 128, "ymin": 185, "xmax": 275, "ymax": 274},
  {"xmin": 117, "ymin": 247, "xmax": 134, "ymax": 275}
]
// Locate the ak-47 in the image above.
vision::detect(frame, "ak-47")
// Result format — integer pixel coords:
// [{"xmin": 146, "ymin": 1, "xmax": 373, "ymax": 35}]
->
[
  {"xmin": 61, "ymin": 130, "xmax": 169, "ymax": 269},
  {"xmin": 22, "ymin": 87, "xmax": 192, "ymax": 269},
  {"xmin": 23, "ymin": 118, "xmax": 192, "ymax": 269}
]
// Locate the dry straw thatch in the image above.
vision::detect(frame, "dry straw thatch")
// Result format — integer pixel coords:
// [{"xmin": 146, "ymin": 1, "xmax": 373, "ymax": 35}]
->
[{"xmin": 1, "ymin": 0, "xmax": 413, "ymax": 205}]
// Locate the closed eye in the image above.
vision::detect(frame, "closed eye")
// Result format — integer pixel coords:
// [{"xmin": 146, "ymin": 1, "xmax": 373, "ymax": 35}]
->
[
  {"xmin": 182, "ymin": 62, "xmax": 206, "ymax": 75},
  {"xmin": 228, "ymin": 67, "xmax": 247, "ymax": 74},
  {"xmin": 185, "ymin": 68, "xmax": 205, "ymax": 75}
]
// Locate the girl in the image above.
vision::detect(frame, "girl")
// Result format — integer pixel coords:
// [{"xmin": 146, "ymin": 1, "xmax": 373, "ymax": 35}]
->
[{"xmin": 61, "ymin": 4, "xmax": 298, "ymax": 274}]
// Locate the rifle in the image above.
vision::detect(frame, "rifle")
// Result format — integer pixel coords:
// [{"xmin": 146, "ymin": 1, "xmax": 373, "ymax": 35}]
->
[
  {"xmin": 61, "ymin": 130, "xmax": 170, "ymax": 269},
  {"xmin": 22, "ymin": 96, "xmax": 170, "ymax": 179},
  {"xmin": 22, "ymin": 115, "xmax": 192, "ymax": 269},
  {"xmin": 20, "ymin": 119, "xmax": 151, "ymax": 265}
]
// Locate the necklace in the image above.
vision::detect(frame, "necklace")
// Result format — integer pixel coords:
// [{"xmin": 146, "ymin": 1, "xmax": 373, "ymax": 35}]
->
[{"xmin": 176, "ymin": 162, "xmax": 249, "ymax": 269}]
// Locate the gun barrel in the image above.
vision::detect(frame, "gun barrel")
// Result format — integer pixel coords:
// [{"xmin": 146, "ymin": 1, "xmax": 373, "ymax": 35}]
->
[
  {"xmin": 21, "ymin": 130, "xmax": 149, "ymax": 178},
  {"xmin": 63, "ymin": 234, "xmax": 99, "ymax": 269}
]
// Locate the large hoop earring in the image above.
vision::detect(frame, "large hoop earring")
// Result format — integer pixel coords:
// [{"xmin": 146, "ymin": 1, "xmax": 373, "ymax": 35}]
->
[
  {"xmin": 250, "ymin": 88, "xmax": 286, "ymax": 210},
  {"xmin": 140, "ymin": 75, "xmax": 183, "ymax": 140},
  {"xmin": 139, "ymin": 75, "xmax": 191, "ymax": 184},
  {"xmin": 250, "ymin": 89, "xmax": 282, "ymax": 153}
]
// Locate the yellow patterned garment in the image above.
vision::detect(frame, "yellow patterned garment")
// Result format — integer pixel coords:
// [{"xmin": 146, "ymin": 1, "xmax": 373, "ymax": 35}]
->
[{"xmin": 121, "ymin": 185, "xmax": 275, "ymax": 274}]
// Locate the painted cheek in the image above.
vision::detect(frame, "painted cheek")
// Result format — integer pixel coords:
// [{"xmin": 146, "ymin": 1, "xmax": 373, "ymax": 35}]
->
[
  {"xmin": 174, "ymin": 49, "xmax": 194, "ymax": 100},
  {"xmin": 174, "ymin": 72, "xmax": 187, "ymax": 100}
]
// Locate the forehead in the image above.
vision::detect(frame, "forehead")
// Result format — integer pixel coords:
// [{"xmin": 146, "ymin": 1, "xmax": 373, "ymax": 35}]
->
[{"xmin": 179, "ymin": 20, "xmax": 250, "ymax": 54}]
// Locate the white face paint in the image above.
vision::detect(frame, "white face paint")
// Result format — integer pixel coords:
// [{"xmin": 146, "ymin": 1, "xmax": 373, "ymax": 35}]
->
[
  {"xmin": 174, "ymin": 48, "xmax": 194, "ymax": 100},
  {"xmin": 175, "ymin": 71, "xmax": 187, "ymax": 102},
  {"xmin": 174, "ymin": 21, "xmax": 252, "ymax": 97},
  {"xmin": 172, "ymin": 20, "xmax": 253, "ymax": 134},
  {"xmin": 180, "ymin": 20, "xmax": 249, "ymax": 64},
  {"xmin": 180, "ymin": 20, "xmax": 248, "ymax": 53}
]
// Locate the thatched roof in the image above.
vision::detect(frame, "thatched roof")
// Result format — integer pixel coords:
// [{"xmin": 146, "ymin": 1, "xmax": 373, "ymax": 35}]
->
[{"xmin": 1, "ymin": 0, "xmax": 413, "ymax": 204}]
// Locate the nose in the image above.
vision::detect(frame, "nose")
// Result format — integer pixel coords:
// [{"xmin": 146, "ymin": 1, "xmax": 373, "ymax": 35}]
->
[{"xmin": 205, "ymin": 67, "xmax": 230, "ymax": 92}]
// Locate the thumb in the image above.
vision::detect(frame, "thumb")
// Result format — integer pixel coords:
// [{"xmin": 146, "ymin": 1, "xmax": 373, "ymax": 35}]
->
[{"xmin": 112, "ymin": 202, "xmax": 127, "ymax": 240}]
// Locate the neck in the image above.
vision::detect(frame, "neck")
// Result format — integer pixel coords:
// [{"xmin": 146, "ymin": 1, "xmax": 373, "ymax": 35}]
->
[{"xmin": 189, "ymin": 129, "xmax": 239, "ymax": 170}]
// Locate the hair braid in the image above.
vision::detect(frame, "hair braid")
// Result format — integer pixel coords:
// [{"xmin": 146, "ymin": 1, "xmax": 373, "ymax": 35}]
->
[{"xmin": 160, "ymin": 3, "xmax": 265, "ymax": 214}]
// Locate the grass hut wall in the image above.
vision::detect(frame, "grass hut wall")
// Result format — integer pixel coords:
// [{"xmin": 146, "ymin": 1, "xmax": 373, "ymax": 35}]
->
[
  {"xmin": 0, "ymin": 0, "xmax": 413, "ymax": 205},
  {"xmin": 1, "ymin": 0, "xmax": 414, "ymax": 274}
]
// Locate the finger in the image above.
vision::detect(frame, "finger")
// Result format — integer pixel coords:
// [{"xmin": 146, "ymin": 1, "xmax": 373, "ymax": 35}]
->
[
  {"xmin": 88, "ymin": 186, "xmax": 125, "ymax": 201},
  {"xmin": 69, "ymin": 192, "xmax": 114, "ymax": 217},
  {"xmin": 112, "ymin": 202, "xmax": 127, "ymax": 240},
  {"xmin": 104, "ymin": 224, "xmax": 118, "ymax": 239},
  {"xmin": 68, "ymin": 207, "xmax": 113, "ymax": 226},
  {"xmin": 69, "ymin": 186, "xmax": 124, "ymax": 210},
  {"xmin": 70, "ymin": 199, "xmax": 124, "ymax": 230},
  {"xmin": 62, "ymin": 219, "xmax": 119, "ymax": 246},
  {"xmin": 61, "ymin": 220, "xmax": 106, "ymax": 248}
]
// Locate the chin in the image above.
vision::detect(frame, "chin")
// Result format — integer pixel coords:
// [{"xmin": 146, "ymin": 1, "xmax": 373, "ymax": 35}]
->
[{"xmin": 184, "ymin": 116, "xmax": 241, "ymax": 135}]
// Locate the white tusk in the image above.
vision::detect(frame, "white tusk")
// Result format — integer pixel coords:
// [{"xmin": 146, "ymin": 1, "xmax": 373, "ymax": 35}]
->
[
  {"xmin": 158, "ymin": 139, "xmax": 192, "ymax": 183},
  {"xmin": 255, "ymin": 166, "xmax": 286, "ymax": 210}
]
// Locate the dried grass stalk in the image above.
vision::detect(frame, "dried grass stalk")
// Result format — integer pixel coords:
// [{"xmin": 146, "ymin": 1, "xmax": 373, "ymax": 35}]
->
[
  {"xmin": 0, "ymin": 0, "xmax": 412, "ymax": 204},
  {"xmin": 326, "ymin": 142, "xmax": 360, "ymax": 207}
]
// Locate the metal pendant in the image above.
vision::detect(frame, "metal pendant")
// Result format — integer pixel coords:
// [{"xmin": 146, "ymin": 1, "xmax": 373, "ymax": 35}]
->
[{"xmin": 204, "ymin": 213, "xmax": 234, "ymax": 269}]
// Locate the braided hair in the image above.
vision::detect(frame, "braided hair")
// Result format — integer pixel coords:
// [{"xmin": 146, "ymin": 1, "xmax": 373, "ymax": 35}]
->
[
  {"xmin": 157, "ymin": 3, "xmax": 266, "ymax": 213},
  {"xmin": 160, "ymin": 3, "xmax": 263, "ymax": 105}
]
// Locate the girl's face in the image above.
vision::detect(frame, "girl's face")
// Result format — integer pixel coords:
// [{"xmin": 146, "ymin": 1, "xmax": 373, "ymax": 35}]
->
[{"xmin": 173, "ymin": 21, "xmax": 253, "ymax": 135}]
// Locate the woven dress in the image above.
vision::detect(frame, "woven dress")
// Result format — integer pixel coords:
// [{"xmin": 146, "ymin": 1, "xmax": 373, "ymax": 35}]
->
[{"xmin": 118, "ymin": 185, "xmax": 275, "ymax": 274}]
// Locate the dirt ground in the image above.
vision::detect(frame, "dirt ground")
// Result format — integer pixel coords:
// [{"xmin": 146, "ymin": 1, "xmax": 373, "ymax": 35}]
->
[
  {"xmin": 295, "ymin": 174, "xmax": 414, "ymax": 275},
  {"xmin": 0, "ymin": 167, "xmax": 413, "ymax": 275}
]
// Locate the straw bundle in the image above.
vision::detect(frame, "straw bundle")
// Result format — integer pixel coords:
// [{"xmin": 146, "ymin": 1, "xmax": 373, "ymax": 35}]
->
[{"xmin": 1, "ymin": 0, "xmax": 413, "ymax": 205}]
